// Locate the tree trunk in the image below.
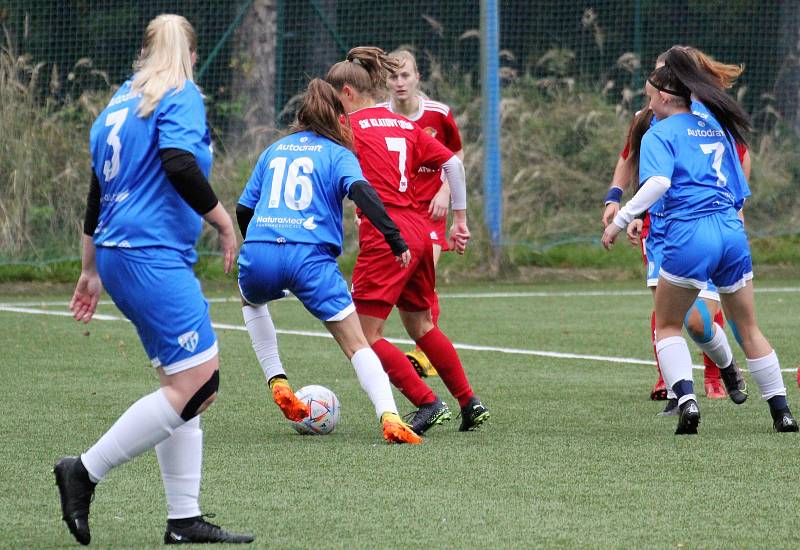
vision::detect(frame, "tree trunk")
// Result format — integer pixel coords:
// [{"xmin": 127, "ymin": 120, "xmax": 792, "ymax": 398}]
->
[
  {"xmin": 775, "ymin": 1, "xmax": 800, "ymax": 135},
  {"xmin": 232, "ymin": 0, "xmax": 277, "ymax": 149}
]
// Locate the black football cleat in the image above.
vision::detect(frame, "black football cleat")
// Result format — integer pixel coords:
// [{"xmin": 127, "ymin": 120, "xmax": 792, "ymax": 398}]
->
[
  {"xmin": 657, "ymin": 398, "xmax": 679, "ymax": 417},
  {"xmin": 675, "ymin": 399, "xmax": 700, "ymax": 435},
  {"xmin": 719, "ymin": 359, "xmax": 748, "ymax": 405},
  {"xmin": 54, "ymin": 456, "xmax": 96, "ymax": 546},
  {"xmin": 405, "ymin": 398, "xmax": 452, "ymax": 435},
  {"xmin": 772, "ymin": 409, "xmax": 799, "ymax": 433},
  {"xmin": 164, "ymin": 515, "xmax": 254, "ymax": 544},
  {"xmin": 458, "ymin": 396, "xmax": 490, "ymax": 432}
]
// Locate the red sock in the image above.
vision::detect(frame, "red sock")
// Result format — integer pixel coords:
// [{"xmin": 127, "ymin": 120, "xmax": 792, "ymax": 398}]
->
[
  {"xmin": 714, "ymin": 309, "xmax": 724, "ymax": 328},
  {"xmin": 416, "ymin": 327, "xmax": 474, "ymax": 408},
  {"xmin": 431, "ymin": 292, "xmax": 441, "ymax": 326},
  {"xmin": 651, "ymin": 310, "xmax": 665, "ymax": 384},
  {"xmin": 371, "ymin": 339, "xmax": 435, "ymax": 407}
]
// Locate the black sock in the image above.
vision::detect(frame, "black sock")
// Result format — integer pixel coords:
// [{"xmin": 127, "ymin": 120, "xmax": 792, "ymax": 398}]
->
[
  {"xmin": 168, "ymin": 516, "xmax": 201, "ymax": 528},
  {"xmin": 75, "ymin": 457, "xmax": 97, "ymax": 487}
]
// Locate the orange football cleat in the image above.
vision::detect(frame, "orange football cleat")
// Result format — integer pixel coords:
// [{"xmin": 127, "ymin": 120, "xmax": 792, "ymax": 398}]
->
[
  {"xmin": 704, "ymin": 377, "xmax": 727, "ymax": 400},
  {"xmin": 271, "ymin": 382, "xmax": 310, "ymax": 422},
  {"xmin": 381, "ymin": 413, "xmax": 422, "ymax": 445},
  {"xmin": 650, "ymin": 375, "xmax": 668, "ymax": 401}
]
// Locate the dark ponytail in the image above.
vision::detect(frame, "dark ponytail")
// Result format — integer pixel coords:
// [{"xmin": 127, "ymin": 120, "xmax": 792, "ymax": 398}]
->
[
  {"xmin": 290, "ymin": 78, "xmax": 353, "ymax": 150},
  {"xmin": 655, "ymin": 46, "xmax": 751, "ymax": 147},
  {"xmin": 627, "ymin": 101, "xmax": 655, "ymax": 183}
]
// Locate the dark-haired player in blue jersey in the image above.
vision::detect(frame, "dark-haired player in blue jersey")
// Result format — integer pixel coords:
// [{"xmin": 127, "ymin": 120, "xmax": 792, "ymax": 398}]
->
[
  {"xmin": 602, "ymin": 46, "xmax": 798, "ymax": 435},
  {"xmin": 55, "ymin": 14, "xmax": 253, "ymax": 546},
  {"xmin": 236, "ymin": 79, "xmax": 421, "ymax": 445}
]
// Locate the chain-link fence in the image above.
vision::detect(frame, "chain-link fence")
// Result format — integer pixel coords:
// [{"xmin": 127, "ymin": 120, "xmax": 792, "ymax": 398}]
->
[{"xmin": 2, "ymin": 1, "xmax": 799, "ymax": 265}]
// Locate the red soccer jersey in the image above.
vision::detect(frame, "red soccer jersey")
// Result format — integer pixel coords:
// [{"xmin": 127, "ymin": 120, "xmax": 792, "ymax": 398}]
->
[
  {"xmin": 347, "ymin": 106, "xmax": 455, "ymax": 209},
  {"xmin": 377, "ymin": 98, "xmax": 463, "ymax": 201}
]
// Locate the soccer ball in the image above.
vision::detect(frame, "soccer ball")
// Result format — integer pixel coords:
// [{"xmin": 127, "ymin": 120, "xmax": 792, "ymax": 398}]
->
[{"xmin": 291, "ymin": 385, "xmax": 340, "ymax": 435}]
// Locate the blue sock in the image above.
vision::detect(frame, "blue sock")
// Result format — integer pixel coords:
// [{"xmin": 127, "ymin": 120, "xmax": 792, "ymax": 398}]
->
[
  {"xmin": 768, "ymin": 395, "xmax": 788, "ymax": 413},
  {"xmin": 672, "ymin": 380, "xmax": 694, "ymax": 401}
]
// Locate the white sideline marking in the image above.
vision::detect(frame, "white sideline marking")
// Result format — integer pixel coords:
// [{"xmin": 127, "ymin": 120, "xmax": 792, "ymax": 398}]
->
[
  {"xmin": 2, "ymin": 304, "xmax": 796, "ymax": 373},
  {"xmin": 3, "ymin": 285, "xmax": 800, "ymax": 308}
]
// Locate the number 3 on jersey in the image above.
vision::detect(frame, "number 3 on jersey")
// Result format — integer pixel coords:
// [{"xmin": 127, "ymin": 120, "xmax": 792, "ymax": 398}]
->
[
  {"xmin": 103, "ymin": 108, "xmax": 129, "ymax": 182},
  {"xmin": 385, "ymin": 137, "xmax": 408, "ymax": 192},
  {"xmin": 267, "ymin": 156, "xmax": 313, "ymax": 210}
]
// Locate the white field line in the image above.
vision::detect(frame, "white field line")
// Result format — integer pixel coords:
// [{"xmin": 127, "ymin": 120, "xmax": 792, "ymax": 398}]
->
[
  {"xmin": 2, "ymin": 304, "xmax": 796, "ymax": 373},
  {"xmin": 3, "ymin": 285, "xmax": 800, "ymax": 308}
]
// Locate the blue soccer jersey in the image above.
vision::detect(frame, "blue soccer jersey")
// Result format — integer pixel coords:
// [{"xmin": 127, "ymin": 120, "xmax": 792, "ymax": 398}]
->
[
  {"xmin": 89, "ymin": 80, "xmax": 213, "ymax": 256},
  {"xmin": 639, "ymin": 112, "xmax": 750, "ymax": 221},
  {"xmin": 238, "ymin": 131, "xmax": 364, "ymax": 256}
]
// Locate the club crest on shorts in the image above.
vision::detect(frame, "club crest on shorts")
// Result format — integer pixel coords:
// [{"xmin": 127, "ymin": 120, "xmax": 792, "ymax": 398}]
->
[{"xmin": 178, "ymin": 331, "xmax": 199, "ymax": 353}]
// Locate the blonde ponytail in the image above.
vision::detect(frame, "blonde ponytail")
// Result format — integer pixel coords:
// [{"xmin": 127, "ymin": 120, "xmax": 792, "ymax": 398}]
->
[{"xmin": 131, "ymin": 14, "xmax": 197, "ymax": 118}]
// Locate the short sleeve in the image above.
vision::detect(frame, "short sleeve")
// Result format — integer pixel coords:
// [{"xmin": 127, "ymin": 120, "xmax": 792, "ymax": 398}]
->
[
  {"xmin": 638, "ymin": 129, "xmax": 675, "ymax": 186},
  {"xmin": 414, "ymin": 124, "xmax": 455, "ymax": 172},
  {"xmin": 238, "ymin": 150, "xmax": 269, "ymax": 209},
  {"xmin": 331, "ymin": 146, "xmax": 365, "ymax": 196},
  {"xmin": 442, "ymin": 111, "xmax": 463, "ymax": 152},
  {"xmin": 156, "ymin": 83, "xmax": 207, "ymax": 151}
]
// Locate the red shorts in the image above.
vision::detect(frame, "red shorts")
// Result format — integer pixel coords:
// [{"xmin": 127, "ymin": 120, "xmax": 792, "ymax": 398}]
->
[
  {"xmin": 418, "ymin": 200, "xmax": 449, "ymax": 251},
  {"xmin": 352, "ymin": 207, "xmax": 436, "ymax": 319}
]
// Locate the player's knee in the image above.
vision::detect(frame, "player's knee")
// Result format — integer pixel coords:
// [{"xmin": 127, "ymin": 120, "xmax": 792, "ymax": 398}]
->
[
  {"xmin": 683, "ymin": 301, "xmax": 714, "ymax": 344},
  {"xmin": 180, "ymin": 369, "xmax": 219, "ymax": 421}
]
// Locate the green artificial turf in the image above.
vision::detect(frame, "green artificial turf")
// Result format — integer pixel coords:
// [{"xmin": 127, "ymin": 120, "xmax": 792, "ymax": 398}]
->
[{"xmin": 2, "ymin": 280, "xmax": 799, "ymax": 548}]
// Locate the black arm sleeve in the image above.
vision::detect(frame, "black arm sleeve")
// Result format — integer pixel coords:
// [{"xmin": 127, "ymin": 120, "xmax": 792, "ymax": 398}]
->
[
  {"xmin": 83, "ymin": 171, "xmax": 101, "ymax": 236},
  {"xmin": 159, "ymin": 148, "xmax": 219, "ymax": 215},
  {"xmin": 236, "ymin": 203, "xmax": 255, "ymax": 239},
  {"xmin": 348, "ymin": 181, "xmax": 408, "ymax": 256}
]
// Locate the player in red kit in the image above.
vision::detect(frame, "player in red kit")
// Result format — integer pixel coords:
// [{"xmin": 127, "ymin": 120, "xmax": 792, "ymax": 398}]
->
[
  {"xmin": 325, "ymin": 47, "xmax": 489, "ymax": 435},
  {"xmin": 380, "ymin": 49, "xmax": 465, "ymax": 378}
]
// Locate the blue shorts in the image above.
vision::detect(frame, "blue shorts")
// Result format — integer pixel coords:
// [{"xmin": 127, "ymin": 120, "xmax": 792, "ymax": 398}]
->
[
  {"xmin": 660, "ymin": 212, "xmax": 753, "ymax": 293},
  {"xmin": 238, "ymin": 242, "xmax": 355, "ymax": 322},
  {"xmin": 96, "ymin": 247, "xmax": 218, "ymax": 375},
  {"xmin": 645, "ymin": 213, "xmax": 720, "ymax": 300}
]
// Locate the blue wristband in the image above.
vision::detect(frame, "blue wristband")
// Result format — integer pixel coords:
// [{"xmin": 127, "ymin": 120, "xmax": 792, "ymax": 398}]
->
[{"xmin": 604, "ymin": 187, "xmax": 623, "ymax": 205}]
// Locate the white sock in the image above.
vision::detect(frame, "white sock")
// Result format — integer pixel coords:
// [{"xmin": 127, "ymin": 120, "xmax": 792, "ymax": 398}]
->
[
  {"xmin": 746, "ymin": 350, "xmax": 786, "ymax": 400},
  {"xmin": 351, "ymin": 347, "xmax": 398, "ymax": 419},
  {"xmin": 81, "ymin": 389, "xmax": 184, "ymax": 482},
  {"xmin": 694, "ymin": 323, "xmax": 734, "ymax": 368},
  {"xmin": 656, "ymin": 336, "xmax": 696, "ymax": 405},
  {"xmin": 156, "ymin": 416, "xmax": 203, "ymax": 519},
  {"xmin": 242, "ymin": 304, "xmax": 285, "ymax": 382},
  {"xmin": 666, "ymin": 389, "xmax": 677, "ymax": 400}
]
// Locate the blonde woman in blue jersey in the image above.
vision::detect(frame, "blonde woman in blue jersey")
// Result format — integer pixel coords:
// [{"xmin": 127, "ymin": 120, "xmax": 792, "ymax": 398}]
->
[
  {"xmin": 236, "ymin": 79, "xmax": 421, "ymax": 445},
  {"xmin": 602, "ymin": 46, "xmax": 798, "ymax": 435},
  {"xmin": 55, "ymin": 14, "xmax": 253, "ymax": 545}
]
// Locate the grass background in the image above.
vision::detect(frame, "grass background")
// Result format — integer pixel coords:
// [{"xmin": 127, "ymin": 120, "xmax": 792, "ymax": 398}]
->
[{"xmin": 2, "ymin": 279, "xmax": 800, "ymax": 548}]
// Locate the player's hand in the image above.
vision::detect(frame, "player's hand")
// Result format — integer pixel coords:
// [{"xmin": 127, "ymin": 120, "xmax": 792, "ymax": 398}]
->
[
  {"xmin": 218, "ymin": 227, "xmax": 238, "ymax": 274},
  {"xmin": 354, "ymin": 213, "xmax": 361, "ymax": 226},
  {"xmin": 429, "ymin": 188, "xmax": 450, "ymax": 221},
  {"xmin": 70, "ymin": 271, "xmax": 102, "ymax": 324},
  {"xmin": 601, "ymin": 223, "xmax": 622, "ymax": 250},
  {"xmin": 626, "ymin": 219, "xmax": 643, "ymax": 247},
  {"xmin": 395, "ymin": 250, "xmax": 412, "ymax": 268},
  {"xmin": 448, "ymin": 220, "xmax": 470, "ymax": 255},
  {"xmin": 601, "ymin": 202, "xmax": 619, "ymax": 227}
]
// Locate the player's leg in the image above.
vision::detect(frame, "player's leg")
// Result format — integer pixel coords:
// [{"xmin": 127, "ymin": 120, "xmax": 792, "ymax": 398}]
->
[
  {"xmin": 238, "ymin": 243, "xmax": 309, "ymax": 422},
  {"xmin": 683, "ymin": 294, "xmax": 747, "ymax": 403},
  {"xmin": 55, "ymin": 251, "xmax": 252, "ymax": 545},
  {"xmin": 654, "ymin": 279, "xmax": 703, "ymax": 434},
  {"xmin": 324, "ymin": 313, "xmax": 420, "ymax": 444},
  {"xmin": 405, "ymin": 243, "xmax": 443, "ymax": 378},
  {"xmin": 643, "ymin": 231, "xmax": 668, "ymax": 401},
  {"xmin": 718, "ymin": 282, "xmax": 797, "ymax": 432}
]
